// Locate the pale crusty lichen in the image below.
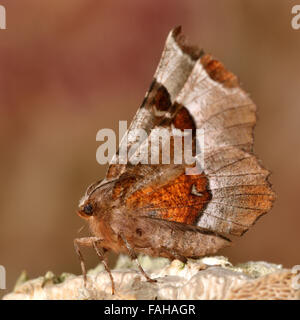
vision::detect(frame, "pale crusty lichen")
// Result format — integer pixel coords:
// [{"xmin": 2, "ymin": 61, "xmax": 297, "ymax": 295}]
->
[{"xmin": 3, "ymin": 255, "xmax": 300, "ymax": 300}]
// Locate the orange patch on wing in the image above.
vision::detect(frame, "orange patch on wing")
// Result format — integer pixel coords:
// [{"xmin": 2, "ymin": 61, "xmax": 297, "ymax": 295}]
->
[
  {"xmin": 126, "ymin": 173, "xmax": 211, "ymax": 224},
  {"xmin": 201, "ymin": 54, "xmax": 239, "ymax": 88}
]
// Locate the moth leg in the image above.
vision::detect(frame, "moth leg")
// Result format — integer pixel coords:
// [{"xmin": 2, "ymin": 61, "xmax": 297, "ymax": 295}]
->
[
  {"xmin": 119, "ymin": 233, "xmax": 157, "ymax": 283},
  {"xmin": 92, "ymin": 240, "xmax": 115, "ymax": 295},
  {"xmin": 73, "ymin": 236, "xmax": 99, "ymax": 286}
]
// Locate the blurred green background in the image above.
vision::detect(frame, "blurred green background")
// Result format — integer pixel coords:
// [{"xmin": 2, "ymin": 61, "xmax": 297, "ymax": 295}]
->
[{"xmin": 0, "ymin": 0, "xmax": 300, "ymax": 296}]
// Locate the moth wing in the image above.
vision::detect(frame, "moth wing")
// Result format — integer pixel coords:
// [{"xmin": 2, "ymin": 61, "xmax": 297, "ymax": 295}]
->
[
  {"xmin": 174, "ymin": 49, "xmax": 275, "ymax": 236},
  {"xmin": 106, "ymin": 161, "xmax": 207, "ymax": 228},
  {"xmin": 92, "ymin": 28, "xmax": 275, "ymax": 239},
  {"xmin": 124, "ymin": 215, "xmax": 231, "ymax": 259},
  {"xmin": 118, "ymin": 28, "xmax": 275, "ymax": 237},
  {"xmin": 104, "ymin": 26, "xmax": 202, "ymax": 182}
]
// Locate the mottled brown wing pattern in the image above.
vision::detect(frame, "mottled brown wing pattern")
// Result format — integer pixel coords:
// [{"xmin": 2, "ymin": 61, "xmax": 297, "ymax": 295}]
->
[
  {"xmin": 116, "ymin": 27, "xmax": 274, "ymax": 236},
  {"xmin": 173, "ymin": 51, "xmax": 275, "ymax": 235},
  {"xmin": 85, "ymin": 26, "xmax": 275, "ymax": 238},
  {"xmin": 105, "ymin": 27, "xmax": 203, "ymax": 182}
]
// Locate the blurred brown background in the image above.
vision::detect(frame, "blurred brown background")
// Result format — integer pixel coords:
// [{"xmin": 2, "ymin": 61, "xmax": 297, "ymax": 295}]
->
[{"xmin": 0, "ymin": 0, "xmax": 299, "ymax": 296}]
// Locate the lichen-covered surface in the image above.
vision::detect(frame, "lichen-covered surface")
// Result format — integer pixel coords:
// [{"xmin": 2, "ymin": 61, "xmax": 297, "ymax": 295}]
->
[{"xmin": 3, "ymin": 256, "xmax": 300, "ymax": 300}]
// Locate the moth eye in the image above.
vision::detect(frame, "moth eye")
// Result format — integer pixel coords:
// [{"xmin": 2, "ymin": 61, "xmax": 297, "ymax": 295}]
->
[{"xmin": 83, "ymin": 204, "xmax": 94, "ymax": 216}]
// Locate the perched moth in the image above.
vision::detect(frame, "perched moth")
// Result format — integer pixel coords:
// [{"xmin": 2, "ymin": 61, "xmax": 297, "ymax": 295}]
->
[{"xmin": 75, "ymin": 26, "xmax": 275, "ymax": 294}]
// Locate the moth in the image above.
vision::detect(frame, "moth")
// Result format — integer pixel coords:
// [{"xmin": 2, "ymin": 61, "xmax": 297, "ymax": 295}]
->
[{"xmin": 75, "ymin": 27, "xmax": 275, "ymax": 294}]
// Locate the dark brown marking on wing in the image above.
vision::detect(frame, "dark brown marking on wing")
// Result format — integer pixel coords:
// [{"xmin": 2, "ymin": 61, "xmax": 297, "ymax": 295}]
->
[
  {"xmin": 150, "ymin": 84, "xmax": 172, "ymax": 111},
  {"xmin": 173, "ymin": 104, "xmax": 196, "ymax": 130},
  {"xmin": 141, "ymin": 80, "xmax": 172, "ymax": 112}
]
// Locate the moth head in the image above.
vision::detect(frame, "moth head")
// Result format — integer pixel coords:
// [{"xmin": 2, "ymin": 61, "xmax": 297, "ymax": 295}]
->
[
  {"xmin": 77, "ymin": 179, "xmax": 113, "ymax": 219},
  {"xmin": 77, "ymin": 197, "xmax": 96, "ymax": 219},
  {"xmin": 77, "ymin": 180, "xmax": 103, "ymax": 219}
]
